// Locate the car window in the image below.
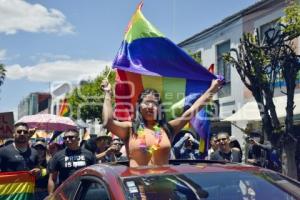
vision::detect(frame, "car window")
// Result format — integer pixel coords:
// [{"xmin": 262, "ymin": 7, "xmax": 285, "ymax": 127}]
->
[
  {"xmin": 79, "ymin": 180, "xmax": 110, "ymax": 200},
  {"xmin": 53, "ymin": 177, "xmax": 81, "ymax": 200},
  {"xmin": 122, "ymin": 171, "xmax": 299, "ymax": 200}
]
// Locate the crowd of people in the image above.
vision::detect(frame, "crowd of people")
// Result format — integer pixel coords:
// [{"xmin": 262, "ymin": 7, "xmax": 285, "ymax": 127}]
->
[
  {"xmin": 0, "ymin": 78, "xmax": 282, "ymax": 199},
  {"xmin": 0, "ymin": 122, "xmax": 128, "ymax": 199},
  {"xmin": 0, "ymin": 121, "xmax": 282, "ymax": 199}
]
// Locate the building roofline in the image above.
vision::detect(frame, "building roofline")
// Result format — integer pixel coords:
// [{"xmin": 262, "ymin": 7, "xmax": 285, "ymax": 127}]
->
[{"xmin": 178, "ymin": 0, "xmax": 282, "ymax": 47}]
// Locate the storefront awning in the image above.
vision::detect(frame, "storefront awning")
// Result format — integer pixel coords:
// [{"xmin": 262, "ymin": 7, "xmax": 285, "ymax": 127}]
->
[{"xmin": 223, "ymin": 93, "xmax": 300, "ymax": 121}]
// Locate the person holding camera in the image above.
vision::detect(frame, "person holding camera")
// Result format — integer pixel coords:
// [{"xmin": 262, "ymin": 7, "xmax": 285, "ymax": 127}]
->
[
  {"xmin": 104, "ymin": 138, "xmax": 127, "ymax": 162},
  {"xmin": 246, "ymin": 131, "xmax": 280, "ymax": 171},
  {"xmin": 173, "ymin": 130, "xmax": 201, "ymax": 160},
  {"xmin": 81, "ymin": 130, "xmax": 113, "ymax": 163}
]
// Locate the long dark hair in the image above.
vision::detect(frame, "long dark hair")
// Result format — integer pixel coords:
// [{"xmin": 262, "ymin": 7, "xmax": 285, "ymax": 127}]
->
[{"xmin": 132, "ymin": 88, "xmax": 173, "ymax": 139}]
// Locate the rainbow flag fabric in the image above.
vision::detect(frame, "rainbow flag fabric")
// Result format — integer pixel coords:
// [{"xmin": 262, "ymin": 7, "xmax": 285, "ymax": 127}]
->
[
  {"xmin": 0, "ymin": 171, "xmax": 35, "ymax": 200},
  {"xmin": 59, "ymin": 98, "xmax": 70, "ymax": 117},
  {"xmin": 112, "ymin": 3, "xmax": 216, "ymax": 152}
]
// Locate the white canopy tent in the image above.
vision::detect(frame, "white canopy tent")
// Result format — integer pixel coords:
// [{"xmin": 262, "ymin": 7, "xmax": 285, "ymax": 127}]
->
[{"xmin": 223, "ymin": 93, "xmax": 300, "ymax": 121}]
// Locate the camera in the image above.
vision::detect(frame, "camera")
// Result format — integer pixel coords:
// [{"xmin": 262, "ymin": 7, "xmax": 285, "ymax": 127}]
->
[{"xmin": 245, "ymin": 136, "xmax": 254, "ymax": 143}]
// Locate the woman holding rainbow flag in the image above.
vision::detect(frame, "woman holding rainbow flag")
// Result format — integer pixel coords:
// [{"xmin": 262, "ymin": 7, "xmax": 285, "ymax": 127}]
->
[
  {"xmin": 101, "ymin": 2, "xmax": 223, "ymax": 167},
  {"xmin": 101, "ymin": 79, "xmax": 222, "ymax": 167}
]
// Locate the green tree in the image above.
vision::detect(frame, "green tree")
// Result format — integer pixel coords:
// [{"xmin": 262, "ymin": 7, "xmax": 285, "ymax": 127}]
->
[
  {"xmin": 223, "ymin": 1, "xmax": 300, "ymax": 178},
  {"xmin": 0, "ymin": 63, "xmax": 6, "ymax": 87},
  {"xmin": 188, "ymin": 50, "xmax": 202, "ymax": 64},
  {"xmin": 68, "ymin": 66, "xmax": 115, "ymax": 121},
  {"xmin": 281, "ymin": 0, "xmax": 300, "ymax": 39},
  {"xmin": 278, "ymin": 0, "xmax": 300, "ymax": 178}
]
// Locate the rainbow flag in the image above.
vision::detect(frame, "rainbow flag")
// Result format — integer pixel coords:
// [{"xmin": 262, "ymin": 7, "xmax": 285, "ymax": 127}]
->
[
  {"xmin": 112, "ymin": 3, "xmax": 216, "ymax": 153},
  {"xmin": 0, "ymin": 171, "xmax": 35, "ymax": 200},
  {"xmin": 194, "ymin": 63, "xmax": 215, "ymax": 153},
  {"xmin": 59, "ymin": 98, "xmax": 70, "ymax": 117}
]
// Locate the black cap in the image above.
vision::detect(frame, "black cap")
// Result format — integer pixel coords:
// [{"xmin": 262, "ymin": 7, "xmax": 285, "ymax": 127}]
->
[{"xmin": 33, "ymin": 141, "xmax": 47, "ymax": 149}]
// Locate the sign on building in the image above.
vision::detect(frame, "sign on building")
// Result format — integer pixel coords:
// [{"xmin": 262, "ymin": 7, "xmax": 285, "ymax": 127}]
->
[{"xmin": 0, "ymin": 112, "xmax": 14, "ymax": 138}]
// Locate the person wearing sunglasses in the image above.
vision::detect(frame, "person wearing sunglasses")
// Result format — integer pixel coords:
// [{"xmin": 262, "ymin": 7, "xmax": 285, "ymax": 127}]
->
[
  {"xmin": 104, "ymin": 137, "xmax": 128, "ymax": 162},
  {"xmin": 0, "ymin": 122, "xmax": 41, "ymax": 176},
  {"xmin": 210, "ymin": 132, "xmax": 241, "ymax": 163},
  {"xmin": 47, "ymin": 129, "xmax": 96, "ymax": 196},
  {"xmin": 101, "ymin": 79, "xmax": 223, "ymax": 167}
]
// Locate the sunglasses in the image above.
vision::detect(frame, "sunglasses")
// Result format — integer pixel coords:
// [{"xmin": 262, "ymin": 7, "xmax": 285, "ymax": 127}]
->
[
  {"xmin": 63, "ymin": 136, "xmax": 77, "ymax": 140},
  {"xmin": 16, "ymin": 129, "xmax": 29, "ymax": 134},
  {"xmin": 217, "ymin": 138, "xmax": 228, "ymax": 142},
  {"xmin": 34, "ymin": 146, "xmax": 46, "ymax": 150},
  {"xmin": 141, "ymin": 100, "xmax": 159, "ymax": 107}
]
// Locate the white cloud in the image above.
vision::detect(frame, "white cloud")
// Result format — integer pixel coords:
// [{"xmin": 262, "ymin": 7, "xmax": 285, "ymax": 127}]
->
[
  {"xmin": 5, "ymin": 59, "xmax": 112, "ymax": 82},
  {"xmin": 0, "ymin": 0, "xmax": 74, "ymax": 34},
  {"xmin": 30, "ymin": 53, "xmax": 71, "ymax": 63},
  {"xmin": 0, "ymin": 49, "xmax": 7, "ymax": 60}
]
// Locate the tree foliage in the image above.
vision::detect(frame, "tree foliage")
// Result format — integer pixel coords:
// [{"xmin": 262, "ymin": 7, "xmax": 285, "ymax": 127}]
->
[
  {"xmin": 188, "ymin": 50, "xmax": 202, "ymax": 64},
  {"xmin": 67, "ymin": 66, "xmax": 115, "ymax": 121},
  {"xmin": 0, "ymin": 63, "xmax": 6, "ymax": 87},
  {"xmin": 281, "ymin": 0, "xmax": 300, "ymax": 39},
  {"xmin": 223, "ymin": 32, "xmax": 282, "ymax": 144}
]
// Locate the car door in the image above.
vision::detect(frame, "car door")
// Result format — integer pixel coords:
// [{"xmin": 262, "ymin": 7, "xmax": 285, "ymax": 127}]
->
[
  {"xmin": 52, "ymin": 176, "xmax": 82, "ymax": 200},
  {"xmin": 74, "ymin": 176, "xmax": 111, "ymax": 200}
]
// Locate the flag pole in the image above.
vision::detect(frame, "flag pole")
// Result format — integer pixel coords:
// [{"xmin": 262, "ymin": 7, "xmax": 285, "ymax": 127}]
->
[{"xmin": 105, "ymin": 66, "xmax": 112, "ymax": 79}]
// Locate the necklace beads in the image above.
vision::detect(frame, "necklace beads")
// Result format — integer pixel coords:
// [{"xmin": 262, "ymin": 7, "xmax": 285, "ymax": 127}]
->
[{"xmin": 137, "ymin": 124, "xmax": 162, "ymax": 154}]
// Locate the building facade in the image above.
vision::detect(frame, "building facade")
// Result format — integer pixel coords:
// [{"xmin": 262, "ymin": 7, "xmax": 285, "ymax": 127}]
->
[
  {"xmin": 50, "ymin": 82, "xmax": 73, "ymax": 115},
  {"xmin": 179, "ymin": 0, "xmax": 300, "ymax": 146},
  {"xmin": 18, "ymin": 92, "xmax": 51, "ymax": 119}
]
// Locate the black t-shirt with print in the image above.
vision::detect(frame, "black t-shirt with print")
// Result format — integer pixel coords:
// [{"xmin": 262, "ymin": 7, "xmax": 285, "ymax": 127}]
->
[
  {"xmin": 0, "ymin": 143, "xmax": 39, "ymax": 172},
  {"xmin": 48, "ymin": 147, "xmax": 96, "ymax": 184}
]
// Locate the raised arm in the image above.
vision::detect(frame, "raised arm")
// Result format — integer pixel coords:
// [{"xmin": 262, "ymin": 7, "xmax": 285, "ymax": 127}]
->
[
  {"xmin": 169, "ymin": 79, "xmax": 222, "ymax": 135},
  {"xmin": 101, "ymin": 79, "xmax": 131, "ymax": 140}
]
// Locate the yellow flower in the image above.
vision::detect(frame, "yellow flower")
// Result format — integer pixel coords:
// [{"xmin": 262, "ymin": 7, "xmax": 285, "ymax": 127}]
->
[
  {"xmin": 153, "ymin": 125, "xmax": 160, "ymax": 132},
  {"xmin": 152, "ymin": 145, "xmax": 158, "ymax": 150}
]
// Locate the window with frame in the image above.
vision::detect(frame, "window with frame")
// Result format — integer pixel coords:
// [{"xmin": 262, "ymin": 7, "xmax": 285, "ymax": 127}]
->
[
  {"xmin": 78, "ymin": 178, "xmax": 110, "ymax": 200},
  {"xmin": 122, "ymin": 171, "xmax": 299, "ymax": 200},
  {"xmin": 54, "ymin": 176, "xmax": 81, "ymax": 200},
  {"xmin": 216, "ymin": 40, "xmax": 231, "ymax": 98},
  {"xmin": 259, "ymin": 19, "xmax": 280, "ymax": 44}
]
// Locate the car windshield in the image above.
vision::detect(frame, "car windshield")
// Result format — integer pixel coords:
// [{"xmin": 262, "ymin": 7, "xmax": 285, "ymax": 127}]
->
[{"xmin": 122, "ymin": 171, "xmax": 299, "ymax": 200}]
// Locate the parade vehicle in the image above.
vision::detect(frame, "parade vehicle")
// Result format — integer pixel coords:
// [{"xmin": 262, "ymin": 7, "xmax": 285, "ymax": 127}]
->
[{"xmin": 49, "ymin": 160, "xmax": 300, "ymax": 200}]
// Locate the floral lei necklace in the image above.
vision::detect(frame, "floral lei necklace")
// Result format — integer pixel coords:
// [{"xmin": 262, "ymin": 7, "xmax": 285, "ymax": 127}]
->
[{"xmin": 137, "ymin": 123, "xmax": 162, "ymax": 154}]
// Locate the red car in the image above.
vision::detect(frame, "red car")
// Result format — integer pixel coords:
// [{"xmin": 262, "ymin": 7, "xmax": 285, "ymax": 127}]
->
[{"xmin": 49, "ymin": 160, "xmax": 300, "ymax": 200}]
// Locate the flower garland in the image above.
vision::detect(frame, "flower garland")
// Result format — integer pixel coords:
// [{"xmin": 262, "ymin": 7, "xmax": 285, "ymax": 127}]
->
[{"xmin": 137, "ymin": 124, "xmax": 162, "ymax": 154}]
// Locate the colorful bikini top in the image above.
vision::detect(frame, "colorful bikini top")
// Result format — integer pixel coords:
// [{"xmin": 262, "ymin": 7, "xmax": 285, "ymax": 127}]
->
[{"xmin": 137, "ymin": 123, "xmax": 162, "ymax": 155}]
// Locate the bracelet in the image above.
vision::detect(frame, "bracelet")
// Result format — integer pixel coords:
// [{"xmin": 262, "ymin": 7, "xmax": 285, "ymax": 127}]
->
[{"xmin": 41, "ymin": 168, "xmax": 47, "ymax": 177}]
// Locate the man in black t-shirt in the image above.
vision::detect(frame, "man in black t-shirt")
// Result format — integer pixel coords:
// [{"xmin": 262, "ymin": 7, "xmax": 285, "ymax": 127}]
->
[
  {"xmin": 47, "ymin": 129, "xmax": 96, "ymax": 195},
  {"xmin": 210, "ymin": 132, "xmax": 241, "ymax": 163},
  {"xmin": 0, "ymin": 122, "xmax": 40, "ymax": 175}
]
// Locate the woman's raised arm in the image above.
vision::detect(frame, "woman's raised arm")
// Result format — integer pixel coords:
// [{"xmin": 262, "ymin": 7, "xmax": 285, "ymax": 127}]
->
[
  {"xmin": 169, "ymin": 79, "xmax": 222, "ymax": 135},
  {"xmin": 101, "ymin": 79, "xmax": 131, "ymax": 140}
]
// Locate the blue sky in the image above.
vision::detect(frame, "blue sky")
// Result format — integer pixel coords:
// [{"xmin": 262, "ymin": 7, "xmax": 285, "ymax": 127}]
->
[{"xmin": 0, "ymin": 0, "xmax": 255, "ymax": 117}]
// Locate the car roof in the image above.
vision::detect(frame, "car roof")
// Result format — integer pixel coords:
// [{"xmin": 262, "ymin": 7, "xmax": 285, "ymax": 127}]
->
[{"xmin": 85, "ymin": 160, "xmax": 265, "ymax": 178}]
